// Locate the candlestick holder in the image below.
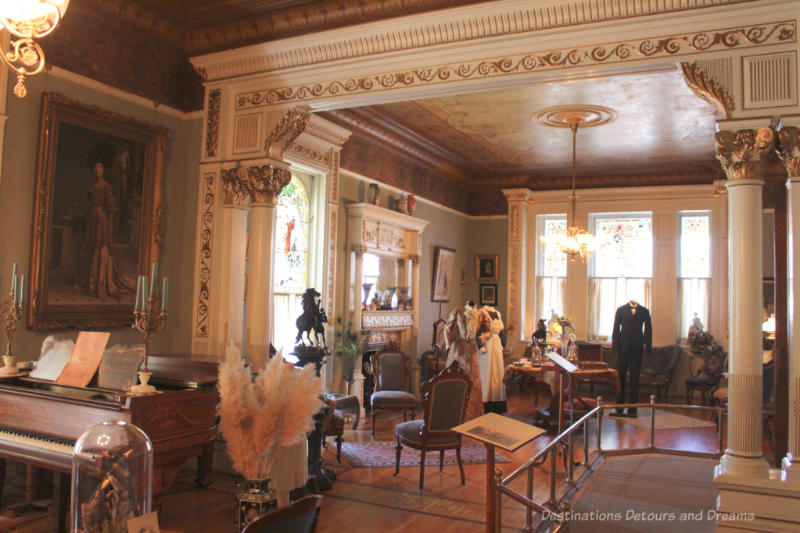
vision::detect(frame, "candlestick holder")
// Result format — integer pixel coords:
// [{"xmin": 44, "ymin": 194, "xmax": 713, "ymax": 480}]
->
[
  {"xmin": 131, "ymin": 297, "xmax": 167, "ymax": 393},
  {"xmin": 0, "ymin": 292, "xmax": 23, "ymax": 374}
]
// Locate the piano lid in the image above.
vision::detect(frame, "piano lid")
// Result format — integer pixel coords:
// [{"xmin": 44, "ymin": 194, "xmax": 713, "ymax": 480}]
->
[{"xmin": 147, "ymin": 355, "xmax": 218, "ymax": 389}]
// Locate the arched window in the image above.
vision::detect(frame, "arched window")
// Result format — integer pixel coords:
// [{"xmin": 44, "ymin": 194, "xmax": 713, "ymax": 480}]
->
[{"xmin": 273, "ymin": 177, "xmax": 310, "ymax": 353}]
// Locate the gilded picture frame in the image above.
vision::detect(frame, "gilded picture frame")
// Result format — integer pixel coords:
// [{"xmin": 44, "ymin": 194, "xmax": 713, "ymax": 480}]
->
[
  {"xmin": 431, "ymin": 246, "xmax": 455, "ymax": 302},
  {"xmin": 479, "ymin": 283, "xmax": 497, "ymax": 306},
  {"xmin": 476, "ymin": 254, "xmax": 498, "ymax": 282},
  {"xmin": 28, "ymin": 93, "xmax": 169, "ymax": 329}
]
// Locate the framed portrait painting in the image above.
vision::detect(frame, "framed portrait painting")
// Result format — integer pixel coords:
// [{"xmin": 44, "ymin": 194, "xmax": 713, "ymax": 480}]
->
[
  {"xmin": 432, "ymin": 246, "xmax": 455, "ymax": 302},
  {"xmin": 476, "ymin": 254, "xmax": 498, "ymax": 282},
  {"xmin": 479, "ymin": 284, "xmax": 497, "ymax": 306},
  {"xmin": 28, "ymin": 93, "xmax": 169, "ymax": 329}
]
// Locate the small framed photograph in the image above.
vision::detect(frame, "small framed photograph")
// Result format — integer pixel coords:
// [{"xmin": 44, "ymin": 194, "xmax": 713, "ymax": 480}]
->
[
  {"xmin": 476, "ymin": 254, "xmax": 498, "ymax": 281},
  {"xmin": 432, "ymin": 246, "xmax": 456, "ymax": 302},
  {"xmin": 479, "ymin": 283, "xmax": 497, "ymax": 306}
]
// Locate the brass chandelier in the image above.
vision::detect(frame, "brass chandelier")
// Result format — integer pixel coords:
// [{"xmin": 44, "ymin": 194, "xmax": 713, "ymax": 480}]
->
[
  {"xmin": 0, "ymin": 0, "xmax": 70, "ymax": 98},
  {"xmin": 536, "ymin": 105, "xmax": 616, "ymax": 262}
]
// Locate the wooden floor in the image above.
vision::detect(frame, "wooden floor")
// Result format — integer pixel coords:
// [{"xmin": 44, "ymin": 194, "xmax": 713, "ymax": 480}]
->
[{"xmin": 7, "ymin": 390, "xmax": 748, "ymax": 532}]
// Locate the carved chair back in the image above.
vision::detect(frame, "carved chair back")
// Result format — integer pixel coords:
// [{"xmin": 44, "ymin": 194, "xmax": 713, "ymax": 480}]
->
[
  {"xmin": 419, "ymin": 364, "xmax": 472, "ymax": 442},
  {"xmin": 371, "ymin": 349, "xmax": 409, "ymax": 393}
]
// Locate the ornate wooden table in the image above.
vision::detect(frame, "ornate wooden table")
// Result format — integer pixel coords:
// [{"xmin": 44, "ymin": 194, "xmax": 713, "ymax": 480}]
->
[{"xmin": 325, "ymin": 392, "xmax": 361, "ymax": 429}]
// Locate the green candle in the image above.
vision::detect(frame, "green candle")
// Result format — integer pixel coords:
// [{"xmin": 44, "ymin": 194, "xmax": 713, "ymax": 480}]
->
[
  {"xmin": 150, "ymin": 262, "xmax": 158, "ymax": 298},
  {"xmin": 18, "ymin": 275, "xmax": 24, "ymax": 306},
  {"xmin": 135, "ymin": 276, "xmax": 142, "ymax": 310},
  {"xmin": 161, "ymin": 277, "xmax": 169, "ymax": 313}
]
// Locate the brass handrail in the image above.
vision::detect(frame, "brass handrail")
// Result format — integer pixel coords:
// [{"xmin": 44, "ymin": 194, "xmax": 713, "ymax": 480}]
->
[{"xmin": 491, "ymin": 396, "xmax": 732, "ymax": 533}]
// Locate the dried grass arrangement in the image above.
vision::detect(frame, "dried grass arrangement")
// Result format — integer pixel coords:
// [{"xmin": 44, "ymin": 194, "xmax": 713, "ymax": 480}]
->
[{"xmin": 218, "ymin": 344, "xmax": 324, "ymax": 480}]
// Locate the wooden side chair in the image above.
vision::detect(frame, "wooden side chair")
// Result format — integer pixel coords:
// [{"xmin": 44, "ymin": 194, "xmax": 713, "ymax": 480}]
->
[
  {"xmin": 370, "ymin": 349, "xmax": 419, "ymax": 438},
  {"xmin": 241, "ymin": 494, "xmax": 322, "ymax": 533},
  {"xmin": 420, "ymin": 319, "xmax": 447, "ymax": 382},
  {"xmin": 394, "ymin": 363, "xmax": 472, "ymax": 489}
]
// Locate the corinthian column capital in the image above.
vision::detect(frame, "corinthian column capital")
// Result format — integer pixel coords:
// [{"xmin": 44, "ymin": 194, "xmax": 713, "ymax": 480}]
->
[
  {"xmin": 715, "ymin": 127, "xmax": 776, "ymax": 181},
  {"xmin": 778, "ymin": 126, "xmax": 800, "ymax": 178},
  {"xmin": 221, "ymin": 167, "xmax": 251, "ymax": 207},
  {"xmin": 265, "ymin": 107, "xmax": 311, "ymax": 161},
  {"xmin": 245, "ymin": 164, "xmax": 292, "ymax": 205}
]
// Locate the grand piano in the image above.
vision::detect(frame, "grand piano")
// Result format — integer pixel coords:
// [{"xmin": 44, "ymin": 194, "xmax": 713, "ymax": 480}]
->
[{"xmin": 0, "ymin": 355, "xmax": 218, "ymax": 531}]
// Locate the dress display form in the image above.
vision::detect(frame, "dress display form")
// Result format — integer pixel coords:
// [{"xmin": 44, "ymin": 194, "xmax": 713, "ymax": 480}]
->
[
  {"xmin": 444, "ymin": 305, "xmax": 484, "ymax": 421},
  {"xmin": 478, "ymin": 306, "xmax": 506, "ymax": 414},
  {"xmin": 611, "ymin": 300, "xmax": 652, "ymax": 415}
]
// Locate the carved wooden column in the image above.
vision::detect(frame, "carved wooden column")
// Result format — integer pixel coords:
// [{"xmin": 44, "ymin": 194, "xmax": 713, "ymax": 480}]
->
[
  {"xmin": 214, "ymin": 168, "xmax": 251, "ymax": 355},
  {"xmin": 715, "ymin": 127, "xmax": 775, "ymax": 479},
  {"xmin": 778, "ymin": 126, "xmax": 800, "ymax": 480},
  {"xmin": 245, "ymin": 108, "xmax": 310, "ymax": 369}
]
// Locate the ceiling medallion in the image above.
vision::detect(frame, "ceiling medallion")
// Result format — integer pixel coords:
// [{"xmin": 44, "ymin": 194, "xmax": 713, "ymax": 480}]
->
[
  {"xmin": 535, "ymin": 105, "xmax": 616, "ymax": 262},
  {"xmin": 534, "ymin": 105, "xmax": 617, "ymax": 129}
]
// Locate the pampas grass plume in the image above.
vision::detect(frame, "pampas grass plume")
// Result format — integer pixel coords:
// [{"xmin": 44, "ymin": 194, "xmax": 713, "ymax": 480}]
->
[{"xmin": 218, "ymin": 344, "xmax": 324, "ymax": 480}]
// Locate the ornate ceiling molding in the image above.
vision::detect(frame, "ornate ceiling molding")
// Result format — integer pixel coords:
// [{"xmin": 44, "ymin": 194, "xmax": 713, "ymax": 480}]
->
[
  {"xmin": 193, "ymin": 0, "xmax": 754, "ymax": 81},
  {"xmin": 680, "ymin": 61, "xmax": 735, "ymax": 119},
  {"xmin": 233, "ymin": 21, "xmax": 795, "ymax": 107},
  {"xmin": 305, "ymin": 114, "xmax": 352, "ymax": 148},
  {"xmin": 715, "ymin": 128, "xmax": 776, "ymax": 180},
  {"xmin": 265, "ymin": 107, "xmax": 311, "ymax": 160},
  {"xmin": 324, "ymin": 108, "xmax": 472, "ymax": 185}
]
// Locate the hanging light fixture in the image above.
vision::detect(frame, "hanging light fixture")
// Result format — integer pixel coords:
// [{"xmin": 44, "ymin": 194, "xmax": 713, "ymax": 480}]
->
[
  {"xmin": 535, "ymin": 105, "xmax": 616, "ymax": 263},
  {"xmin": 0, "ymin": 0, "xmax": 70, "ymax": 98}
]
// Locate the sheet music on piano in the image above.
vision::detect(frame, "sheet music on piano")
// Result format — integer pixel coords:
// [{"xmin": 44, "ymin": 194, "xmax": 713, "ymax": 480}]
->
[{"xmin": 56, "ymin": 331, "xmax": 109, "ymax": 387}]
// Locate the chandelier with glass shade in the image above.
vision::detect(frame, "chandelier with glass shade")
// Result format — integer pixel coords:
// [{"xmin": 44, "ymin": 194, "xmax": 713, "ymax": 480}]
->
[
  {"xmin": 535, "ymin": 105, "xmax": 616, "ymax": 262},
  {"xmin": 0, "ymin": 0, "xmax": 70, "ymax": 98}
]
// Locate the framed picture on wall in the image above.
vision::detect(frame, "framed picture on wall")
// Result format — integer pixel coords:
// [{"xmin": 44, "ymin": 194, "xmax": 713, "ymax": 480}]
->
[
  {"xmin": 476, "ymin": 254, "xmax": 498, "ymax": 282},
  {"xmin": 432, "ymin": 246, "xmax": 456, "ymax": 302},
  {"xmin": 28, "ymin": 93, "xmax": 169, "ymax": 329},
  {"xmin": 479, "ymin": 284, "xmax": 497, "ymax": 306}
]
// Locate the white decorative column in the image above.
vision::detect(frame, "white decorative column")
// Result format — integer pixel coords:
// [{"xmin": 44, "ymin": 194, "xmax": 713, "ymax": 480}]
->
[
  {"xmin": 778, "ymin": 126, "xmax": 800, "ymax": 479},
  {"xmin": 245, "ymin": 163, "xmax": 292, "ymax": 369},
  {"xmin": 716, "ymin": 127, "xmax": 774, "ymax": 479},
  {"xmin": 214, "ymin": 168, "xmax": 251, "ymax": 355}
]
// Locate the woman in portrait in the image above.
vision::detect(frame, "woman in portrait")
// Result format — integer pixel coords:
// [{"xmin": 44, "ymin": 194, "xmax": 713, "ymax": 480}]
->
[{"xmin": 80, "ymin": 160, "xmax": 136, "ymax": 299}]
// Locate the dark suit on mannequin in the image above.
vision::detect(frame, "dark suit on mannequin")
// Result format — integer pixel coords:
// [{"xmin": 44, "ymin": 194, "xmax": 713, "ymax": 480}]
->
[{"xmin": 612, "ymin": 301, "xmax": 652, "ymax": 415}]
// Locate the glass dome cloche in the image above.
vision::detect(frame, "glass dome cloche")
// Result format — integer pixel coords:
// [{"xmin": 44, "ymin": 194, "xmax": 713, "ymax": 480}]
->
[{"xmin": 71, "ymin": 421, "xmax": 153, "ymax": 533}]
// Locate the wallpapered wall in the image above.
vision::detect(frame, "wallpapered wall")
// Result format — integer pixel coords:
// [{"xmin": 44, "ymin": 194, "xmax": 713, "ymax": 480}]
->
[{"xmin": 0, "ymin": 71, "xmax": 201, "ymax": 360}]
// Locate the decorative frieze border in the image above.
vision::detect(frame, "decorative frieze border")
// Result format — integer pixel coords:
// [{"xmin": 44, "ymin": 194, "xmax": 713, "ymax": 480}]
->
[
  {"xmin": 196, "ymin": 172, "xmax": 215, "ymax": 337},
  {"xmin": 193, "ymin": 0, "xmax": 753, "ymax": 81},
  {"xmin": 235, "ymin": 21, "xmax": 795, "ymax": 108}
]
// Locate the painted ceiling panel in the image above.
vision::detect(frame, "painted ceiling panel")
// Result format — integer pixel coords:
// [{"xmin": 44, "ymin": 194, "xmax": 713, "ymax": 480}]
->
[{"xmin": 368, "ymin": 68, "xmax": 721, "ymax": 178}]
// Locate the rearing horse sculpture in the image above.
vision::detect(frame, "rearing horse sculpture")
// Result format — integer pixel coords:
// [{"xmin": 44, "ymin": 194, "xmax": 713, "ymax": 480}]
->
[{"xmin": 295, "ymin": 288, "xmax": 327, "ymax": 347}]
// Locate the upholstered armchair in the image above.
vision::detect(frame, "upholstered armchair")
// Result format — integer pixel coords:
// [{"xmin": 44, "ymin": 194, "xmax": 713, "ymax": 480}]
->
[
  {"xmin": 394, "ymin": 363, "xmax": 472, "ymax": 489},
  {"xmin": 370, "ymin": 349, "xmax": 419, "ymax": 438}
]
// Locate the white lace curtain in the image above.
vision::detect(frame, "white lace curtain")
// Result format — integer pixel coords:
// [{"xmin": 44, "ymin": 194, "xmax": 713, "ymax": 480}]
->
[
  {"xmin": 587, "ymin": 278, "xmax": 652, "ymax": 341},
  {"xmin": 678, "ymin": 278, "xmax": 710, "ymax": 339},
  {"xmin": 536, "ymin": 276, "xmax": 566, "ymax": 321}
]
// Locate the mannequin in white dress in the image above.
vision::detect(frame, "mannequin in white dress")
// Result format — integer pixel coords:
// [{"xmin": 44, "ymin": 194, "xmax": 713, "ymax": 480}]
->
[{"xmin": 478, "ymin": 305, "xmax": 507, "ymax": 413}]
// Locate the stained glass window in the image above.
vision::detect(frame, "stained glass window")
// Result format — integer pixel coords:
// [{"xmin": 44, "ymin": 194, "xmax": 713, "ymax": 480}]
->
[
  {"xmin": 542, "ymin": 217, "xmax": 567, "ymax": 277},
  {"xmin": 680, "ymin": 214, "xmax": 710, "ymax": 278},
  {"xmin": 273, "ymin": 178, "xmax": 309, "ymax": 294},
  {"xmin": 592, "ymin": 215, "xmax": 653, "ymax": 278}
]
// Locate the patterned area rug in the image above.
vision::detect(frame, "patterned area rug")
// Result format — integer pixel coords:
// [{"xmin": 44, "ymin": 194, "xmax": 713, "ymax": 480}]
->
[{"xmin": 341, "ymin": 441, "xmax": 511, "ymax": 467}]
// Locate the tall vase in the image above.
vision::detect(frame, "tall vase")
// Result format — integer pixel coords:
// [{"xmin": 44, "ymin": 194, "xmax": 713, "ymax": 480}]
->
[
  {"xmin": 407, "ymin": 194, "xmax": 416, "ymax": 215},
  {"xmin": 236, "ymin": 478, "xmax": 277, "ymax": 532}
]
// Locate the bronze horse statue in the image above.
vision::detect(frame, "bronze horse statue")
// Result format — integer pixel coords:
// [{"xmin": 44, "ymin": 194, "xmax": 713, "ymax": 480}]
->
[{"xmin": 295, "ymin": 288, "xmax": 327, "ymax": 347}]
